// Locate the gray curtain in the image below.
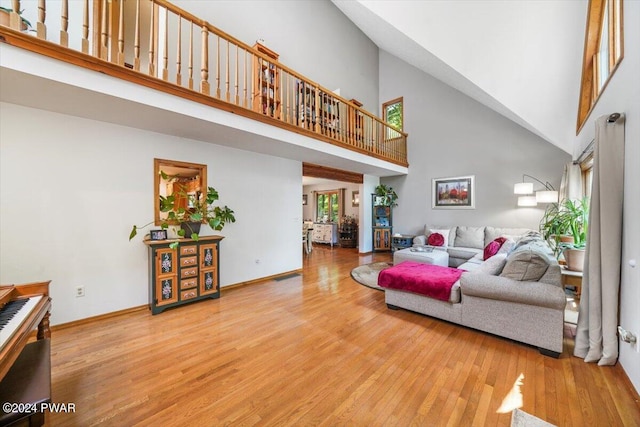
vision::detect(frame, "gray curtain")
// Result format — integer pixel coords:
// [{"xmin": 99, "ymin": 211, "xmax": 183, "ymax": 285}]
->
[
  {"xmin": 559, "ymin": 162, "xmax": 583, "ymax": 201},
  {"xmin": 574, "ymin": 114, "xmax": 625, "ymax": 365}
]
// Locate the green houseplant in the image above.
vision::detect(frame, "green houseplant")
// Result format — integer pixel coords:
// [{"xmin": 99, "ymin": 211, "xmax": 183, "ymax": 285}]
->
[
  {"xmin": 374, "ymin": 184, "xmax": 398, "ymax": 207},
  {"xmin": 129, "ymin": 172, "xmax": 235, "ymax": 248},
  {"xmin": 540, "ymin": 197, "xmax": 589, "ymax": 270}
]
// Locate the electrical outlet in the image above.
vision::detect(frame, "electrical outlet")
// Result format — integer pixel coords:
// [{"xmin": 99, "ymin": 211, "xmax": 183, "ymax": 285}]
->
[{"xmin": 76, "ymin": 286, "xmax": 85, "ymax": 297}]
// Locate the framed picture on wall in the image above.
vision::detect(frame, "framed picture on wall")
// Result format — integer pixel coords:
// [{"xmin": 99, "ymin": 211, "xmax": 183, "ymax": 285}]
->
[
  {"xmin": 302, "ymin": 194, "xmax": 308, "ymax": 205},
  {"xmin": 432, "ymin": 175, "xmax": 475, "ymax": 209}
]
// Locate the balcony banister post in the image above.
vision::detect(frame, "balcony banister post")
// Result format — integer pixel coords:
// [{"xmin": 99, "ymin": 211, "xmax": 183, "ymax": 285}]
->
[
  {"xmin": 37, "ymin": 0, "xmax": 46, "ymax": 39},
  {"xmin": 148, "ymin": 0, "xmax": 155, "ymax": 76},
  {"xmin": 82, "ymin": 0, "xmax": 89, "ymax": 54},
  {"xmin": 117, "ymin": 0, "xmax": 125, "ymax": 66},
  {"xmin": 200, "ymin": 23, "xmax": 210, "ymax": 95},
  {"xmin": 176, "ymin": 17, "xmax": 182, "ymax": 86},
  {"xmin": 9, "ymin": 0, "xmax": 21, "ymax": 31},
  {"xmin": 60, "ymin": 0, "xmax": 69, "ymax": 47}
]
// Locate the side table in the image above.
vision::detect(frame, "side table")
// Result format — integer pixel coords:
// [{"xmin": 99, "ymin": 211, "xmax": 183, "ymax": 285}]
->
[
  {"xmin": 561, "ymin": 268, "xmax": 583, "ymax": 297},
  {"xmin": 392, "ymin": 234, "xmax": 416, "ymax": 252}
]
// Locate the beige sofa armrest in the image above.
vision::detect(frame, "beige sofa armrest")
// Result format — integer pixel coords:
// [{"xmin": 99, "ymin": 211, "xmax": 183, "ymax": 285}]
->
[
  {"xmin": 460, "ymin": 273, "xmax": 566, "ymax": 310},
  {"xmin": 413, "ymin": 235, "xmax": 426, "ymax": 246}
]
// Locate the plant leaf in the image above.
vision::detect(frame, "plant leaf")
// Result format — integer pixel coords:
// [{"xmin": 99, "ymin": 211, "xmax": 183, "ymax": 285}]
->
[{"xmin": 129, "ymin": 226, "xmax": 138, "ymax": 240}]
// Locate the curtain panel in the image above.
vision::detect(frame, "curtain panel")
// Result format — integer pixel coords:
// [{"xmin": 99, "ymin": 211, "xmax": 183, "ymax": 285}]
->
[{"xmin": 574, "ymin": 114, "xmax": 625, "ymax": 365}]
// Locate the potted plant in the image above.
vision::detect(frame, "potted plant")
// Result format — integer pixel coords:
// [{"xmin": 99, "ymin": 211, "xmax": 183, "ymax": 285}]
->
[
  {"xmin": 129, "ymin": 172, "xmax": 235, "ymax": 248},
  {"xmin": 540, "ymin": 197, "xmax": 589, "ymax": 270},
  {"xmin": 0, "ymin": 6, "xmax": 32, "ymax": 31},
  {"xmin": 374, "ymin": 184, "xmax": 398, "ymax": 207}
]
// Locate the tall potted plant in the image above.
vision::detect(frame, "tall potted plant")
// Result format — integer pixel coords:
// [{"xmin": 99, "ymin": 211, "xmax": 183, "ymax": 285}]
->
[
  {"xmin": 540, "ymin": 197, "xmax": 589, "ymax": 270},
  {"xmin": 129, "ymin": 173, "xmax": 235, "ymax": 248}
]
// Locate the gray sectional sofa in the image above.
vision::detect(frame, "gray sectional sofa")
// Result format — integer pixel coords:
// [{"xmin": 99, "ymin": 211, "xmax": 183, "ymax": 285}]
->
[{"xmin": 385, "ymin": 226, "xmax": 567, "ymax": 357}]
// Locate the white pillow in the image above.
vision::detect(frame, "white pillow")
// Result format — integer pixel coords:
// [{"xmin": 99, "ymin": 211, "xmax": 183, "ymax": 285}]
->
[
  {"xmin": 429, "ymin": 228, "xmax": 451, "ymax": 247},
  {"xmin": 473, "ymin": 253, "xmax": 508, "ymax": 275}
]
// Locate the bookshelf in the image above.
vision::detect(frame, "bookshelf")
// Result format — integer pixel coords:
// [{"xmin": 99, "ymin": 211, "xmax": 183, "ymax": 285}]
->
[
  {"xmin": 372, "ymin": 195, "xmax": 393, "ymax": 252},
  {"xmin": 296, "ymin": 83, "xmax": 341, "ymax": 136},
  {"xmin": 252, "ymin": 43, "xmax": 280, "ymax": 119}
]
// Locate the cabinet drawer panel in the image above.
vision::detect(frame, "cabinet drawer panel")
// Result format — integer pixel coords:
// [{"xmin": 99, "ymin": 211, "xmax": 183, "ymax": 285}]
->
[
  {"xmin": 180, "ymin": 278, "xmax": 197, "ymax": 290},
  {"xmin": 181, "ymin": 267, "xmax": 198, "ymax": 278},
  {"xmin": 180, "ymin": 256, "xmax": 197, "ymax": 267},
  {"xmin": 180, "ymin": 245, "xmax": 198, "ymax": 256},
  {"xmin": 180, "ymin": 289, "xmax": 198, "ymax": 300}
]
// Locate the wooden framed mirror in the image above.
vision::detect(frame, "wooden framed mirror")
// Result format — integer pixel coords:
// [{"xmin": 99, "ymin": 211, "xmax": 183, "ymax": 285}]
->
[{"xmin": 154, "ymin": 158, "xmax": 207, "ymax": 225}]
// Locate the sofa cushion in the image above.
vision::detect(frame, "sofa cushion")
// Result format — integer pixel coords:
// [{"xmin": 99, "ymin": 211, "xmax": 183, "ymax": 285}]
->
[
  {"xmin": 473, "ymin": 253, "xmax": 508, "ymax": 275},
  {"xmin": 448, "ymin": 246, "xmax": 482, "ymax": 261},
  {"xmin": 455, "ymin": 226, "xmax": 485, "ymax": 249},
  {"xmin": 500, "ymin": 249, "xmax": 550, "ymax": 281},
  {"xmin": 484, "ymin": 227, "xmax": 533, "ymax": 246},
  {"xmin": 483, "ymin": 237, "xmax": 507, "ymax": 260}
]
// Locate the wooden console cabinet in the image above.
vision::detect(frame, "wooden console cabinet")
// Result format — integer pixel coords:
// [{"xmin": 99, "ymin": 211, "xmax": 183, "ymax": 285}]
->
[{"xmin": 144, "ymin": 235, "xmax": 223, "ymax": 314}]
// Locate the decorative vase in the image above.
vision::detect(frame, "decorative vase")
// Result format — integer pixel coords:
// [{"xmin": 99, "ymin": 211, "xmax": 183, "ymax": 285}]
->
[
  {"xmin": 564, "ymin": 249, "xmax": 585, "ymax": 272},
  {"xmin": 180, "ymin": 221, "xmax": 201, "ymax": 237}
]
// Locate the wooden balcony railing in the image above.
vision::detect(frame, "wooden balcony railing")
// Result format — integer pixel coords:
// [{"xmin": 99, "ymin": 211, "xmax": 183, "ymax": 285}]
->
[{"xmin": 0, "ymin": 0, "xmax": 408, "ymax": 166}]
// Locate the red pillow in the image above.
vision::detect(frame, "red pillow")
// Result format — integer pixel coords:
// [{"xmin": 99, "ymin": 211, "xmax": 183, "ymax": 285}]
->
[
  {"xmin": 483, "ymin": 237, "xmax": 507, "ymax": 260},
  {"xmin": 428, "ymin": 233, "xmax": 445, "ymax": 246}
]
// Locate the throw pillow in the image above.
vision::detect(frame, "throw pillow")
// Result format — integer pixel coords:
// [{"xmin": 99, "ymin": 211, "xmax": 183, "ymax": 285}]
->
[
  {"xmin": 473, "ymin": 253, "xmax": 508, "ymax": 275},
  {"xmin": 497, "ymin": 238, "xmax": 516, "ymax": 255},
  {"xmin": 500, "ymin": 249, "xmax": 550, "ymax": 281},
  {"xmin": 428, "ymin": 228, "xmax": 451, "ymax": 246},
  {"xmin": 454, "ymin": 226, "xmax": 485, "ymax": 249},
  {"xmin": 428, "ymin": 232, "xmax": 445, "ymax": 246},
  {"xmin": 483, "ymin": 237, "xmax": 507, "ymax": 260}
]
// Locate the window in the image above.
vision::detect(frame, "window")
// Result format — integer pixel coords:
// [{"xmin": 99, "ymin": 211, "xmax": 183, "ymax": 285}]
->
[
  {"xmin": 382, "ymin": 97, "xmax": 403, "ymax": 140},
  {"xmin": 581, "ymin": 154, "xmax": 594, "ymax": 199},
  {"xmin": 576, "ymin": 0, "xmax": 623, "ymax": 133},
  {"xmin": 316, "ymin": 191, "xmax": 339, "ymax": 222}
]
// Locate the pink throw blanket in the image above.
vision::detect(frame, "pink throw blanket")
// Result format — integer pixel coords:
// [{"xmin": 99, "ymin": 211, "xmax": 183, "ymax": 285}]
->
[{"xmin": 378, "ymin": 261, "xmax": 463, "ymax": 302}]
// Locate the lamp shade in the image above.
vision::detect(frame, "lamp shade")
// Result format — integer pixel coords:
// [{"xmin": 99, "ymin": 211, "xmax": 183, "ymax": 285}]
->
[
  {"xmin": 514, "ymin": 182, "xmax": 534, "ymax": 194},
  {"xmin": 536, "ymin": 190, "xmax": 559, "ymax": 203},
  {"xmin": 517, "ymin": 196, "xmax": 538, "ymax": 207}
]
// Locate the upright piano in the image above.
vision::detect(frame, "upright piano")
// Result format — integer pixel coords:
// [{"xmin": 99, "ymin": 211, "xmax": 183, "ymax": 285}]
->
[{"xmin": 0, "ymin": 281, "xmax": 52, "ymax": 427}]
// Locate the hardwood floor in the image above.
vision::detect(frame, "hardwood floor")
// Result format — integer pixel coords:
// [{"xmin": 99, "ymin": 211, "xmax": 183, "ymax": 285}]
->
[{"xmin": 47, "ymin": 246, "xmax": 640, "ymax": 426}]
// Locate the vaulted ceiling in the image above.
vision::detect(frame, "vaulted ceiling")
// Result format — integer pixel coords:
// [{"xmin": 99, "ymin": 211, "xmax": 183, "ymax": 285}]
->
[{"xmin": 332, "ymin": 0, "xmax": 588, "ymax": 154}]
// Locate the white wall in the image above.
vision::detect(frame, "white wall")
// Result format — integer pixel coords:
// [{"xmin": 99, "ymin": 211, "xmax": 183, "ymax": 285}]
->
[
  {"xmin": 0, "ymin": 102, "xmax": 302, "ymax": 325},
  {"xmin": 572, "ymin": 0, "xmax": 640, "ymax": 394},
  {"xmin": 378, "ymin": 50, "xmax": 571, "ymax": 236},
  {"xmin": 173, "ymin": 0, "xmax": 379, "ymax": 111},
  {"xmin": 354, "ymin": 0, "xmax": 584, "ymax": 153}
]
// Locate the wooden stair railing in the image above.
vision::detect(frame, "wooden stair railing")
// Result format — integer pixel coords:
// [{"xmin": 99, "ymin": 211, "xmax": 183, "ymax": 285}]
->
[{"xmin": 0, "ymin": 0, "xmax": 408, "ymax": 167}]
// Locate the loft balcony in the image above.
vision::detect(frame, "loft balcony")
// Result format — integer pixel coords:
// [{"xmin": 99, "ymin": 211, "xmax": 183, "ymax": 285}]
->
[{"xmin": 0, "ymin": 0, "xmax": 408, "ymax": 170}]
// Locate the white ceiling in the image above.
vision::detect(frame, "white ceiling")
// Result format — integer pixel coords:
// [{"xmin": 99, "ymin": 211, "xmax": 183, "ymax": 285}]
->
[{"xmin": 332, "ymin": 0, "xmax": 588, "ymax": 154}]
